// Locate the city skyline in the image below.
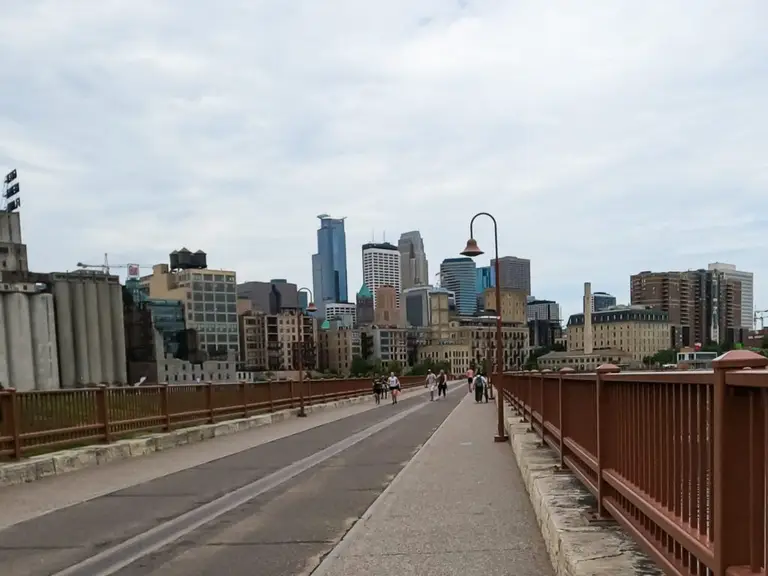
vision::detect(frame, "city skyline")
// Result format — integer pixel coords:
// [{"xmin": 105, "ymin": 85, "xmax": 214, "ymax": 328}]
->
[{"xmin": 1, "ymin": 3, "xmax": 766, "ymax": 323}]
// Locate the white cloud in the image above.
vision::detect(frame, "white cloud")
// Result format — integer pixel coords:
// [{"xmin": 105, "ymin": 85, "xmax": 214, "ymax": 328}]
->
[{"xmin": 0, "ymin": 0, "xmax": 766, "ymax": 319}]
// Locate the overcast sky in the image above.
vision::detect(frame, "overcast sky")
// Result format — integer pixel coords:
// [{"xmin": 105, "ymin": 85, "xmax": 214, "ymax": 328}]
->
[{"xmin": 1, "ymin": 1, "xmax": 766, "ymax": 319}]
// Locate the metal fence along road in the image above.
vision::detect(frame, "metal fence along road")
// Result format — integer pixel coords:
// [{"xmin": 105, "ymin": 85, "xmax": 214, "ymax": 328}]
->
[
  {"xmin": 0, "ymin": 375, "xmax": 432, "ymax": 460},
  {"xmin": 502, "ymin": 350, "xmax": 768, "ymax": 576}
]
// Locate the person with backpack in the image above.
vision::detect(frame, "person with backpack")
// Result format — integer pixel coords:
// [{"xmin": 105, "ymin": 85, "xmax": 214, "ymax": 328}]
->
[
  {"xmin": 473, "ymin": 372, "xmax": 486, "ymax": 403},
  {"xmin": 387, "ymin": 372, "xmax": 401, "ymax": 405},
  {"xmin": 426, "ymin": 370, "xmax": 437, "ymax": 401},
  {"xmin": 437, "ymin": 369, "xmax": 448, "ymax": 398}
]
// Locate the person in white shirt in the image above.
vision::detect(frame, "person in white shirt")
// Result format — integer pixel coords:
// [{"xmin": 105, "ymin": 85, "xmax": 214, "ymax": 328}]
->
[
  {"xmin": 388, "ymin": 372, "xmax": 401, "ymax": 405},
  {"xmin": 426, "ymin": 370, "xmax": 437, "ymax": 401}
]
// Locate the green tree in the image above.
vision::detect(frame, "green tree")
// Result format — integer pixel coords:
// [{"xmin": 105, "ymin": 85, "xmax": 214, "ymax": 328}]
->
[
  {"xmin": 350, "ymin": 355, "xmax": 370, "ymax": 377},
  {"xmin": 649, "ymin": 348, "xmax": 677, "ymax": 366},
  {"xmin": 386, "ymin": 360, "xmax": 403, "ymax": 375}
]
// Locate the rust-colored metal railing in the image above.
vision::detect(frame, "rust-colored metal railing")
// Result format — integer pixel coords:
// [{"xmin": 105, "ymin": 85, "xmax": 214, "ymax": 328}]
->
[
  {"xmin": 0, "ymin": 375, "xmax": 429, "ymax": 460},
  {"xmin": 502, "ymin": 351, "xmax": 768, "ymax": 576}
]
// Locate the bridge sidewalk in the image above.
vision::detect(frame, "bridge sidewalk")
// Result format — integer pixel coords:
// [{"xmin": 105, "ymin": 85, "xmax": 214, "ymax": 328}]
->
[{"xmin": 313, "ymin": 392, "xmax": 554, "ymax": 576}]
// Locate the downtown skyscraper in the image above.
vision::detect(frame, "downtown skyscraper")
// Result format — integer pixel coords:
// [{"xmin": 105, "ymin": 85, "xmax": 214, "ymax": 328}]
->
[
  {"xmin": 397, "ymin": 231, "xmax": 429, "ymax": 290},
  {"xmin": 312, "ymin": 214, "xmax": 348, "ymax": 317}
]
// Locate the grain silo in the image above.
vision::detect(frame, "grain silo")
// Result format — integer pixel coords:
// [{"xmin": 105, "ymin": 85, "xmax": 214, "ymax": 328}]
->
[
  {"xmin": 0, "ymin": 282, "xmax": 59, "ymax": 391},
  {"xmin": 51, "ymin": 271, "xmax": 127, "ymax": 387}
]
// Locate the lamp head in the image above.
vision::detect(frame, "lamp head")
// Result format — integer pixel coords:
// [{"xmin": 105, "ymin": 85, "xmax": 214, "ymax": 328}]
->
[{"xmin": 460, "ymin": 238, "xmax": 484, "ymax": 257}]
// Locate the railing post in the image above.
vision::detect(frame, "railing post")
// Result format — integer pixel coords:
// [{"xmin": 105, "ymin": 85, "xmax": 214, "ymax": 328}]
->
[
  {"xmin": 97, "ymin": 384, "xmax": 112, "ymax": 444},
  {"xmin": 559, "ymin": 367, "xmax": 575, "ymax": 469},
  {"xmin": 521, "ymin": 371, "xmax": 529, "ymax": 422},
  {"xmin": 595, "ymin": 364, "xmax": 620, "ymax": 518},
  {"xmin": 267, "ymin": 379, "xmax": 274, "ymax": 412},
  {"xmin": 160, "ymin": 384, "xmax": 171, "ymax": 432},
  {"xmin": 307, "ymin": 378, "xmax": 312, "ymax": 407},
  {"xmin": 4, "ymin": 389, "xmax": 21, "ymax": 460},
  {"xmin": 207, "ymin": 382, "xmax": 215, "ymax": 424},
  {"xmin": 539, "ymin": 369, "xmax": 552, "ymax": 446},
  {"xmin": 711, "ymin": 350, "xmax": 768, "ymax": 576},
  {"xmin": 528, "ymin": 370, "xmax": 538, "ymax": 432}
]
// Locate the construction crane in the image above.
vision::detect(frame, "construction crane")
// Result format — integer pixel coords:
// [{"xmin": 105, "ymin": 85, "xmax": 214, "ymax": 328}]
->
[
  {"xmin": 755, "ymin": 309, "xmax": 768, "ymax": 330},
  {"xmin": 76, "ymin": 253, "xmax": 149, "ymax": 278}
]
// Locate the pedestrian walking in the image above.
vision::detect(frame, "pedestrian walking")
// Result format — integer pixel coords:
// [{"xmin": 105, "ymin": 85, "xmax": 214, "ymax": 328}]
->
[
  {"xmin": 388, "ymin": 372, "xmax": 401, "ymax": 405},
  {"xmin": 466, "ymin": 368, "xmax": 474, "ymax": 393},
  {"xmin": 426, "ymin": 370, "xmax": 437, "ymax": 401},
  {"xmin": 380, "ymin": 375, "xmax": 388, "ymax": 399},
  {"xmin": 373, "ymin": 377, "xmax": 383, "ymax": 405},
  {"xmin": 437, "ymin": 369, "xmax": 448, "ymax": 398},
  {"xmin": 473, "ymin": 372, "xmax": 485, "ymax": 403}
]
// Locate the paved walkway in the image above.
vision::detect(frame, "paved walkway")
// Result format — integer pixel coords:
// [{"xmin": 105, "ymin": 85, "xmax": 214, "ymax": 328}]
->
[{"xmin": 313, "ymin": 392, "xmax": 554, "ymax": 576}]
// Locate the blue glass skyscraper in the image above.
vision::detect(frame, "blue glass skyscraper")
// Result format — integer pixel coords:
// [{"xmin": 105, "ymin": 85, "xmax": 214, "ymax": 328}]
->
[
  {"xmin": 440, "ymin": 257, "xmax": 477, "ymax": 316},
  {"xmin": 312, "ymin": 214, "xmax": 348, "ymax": 315},
  {"xmin": 476, "ymin": 265, "xmax": 496, "ymax": 293}
]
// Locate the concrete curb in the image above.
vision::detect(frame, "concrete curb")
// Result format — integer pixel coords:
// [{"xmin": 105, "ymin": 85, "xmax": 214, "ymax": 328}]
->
[
  {"xmin": 0, "ymin": 390, "xmax": 397, "ymax": 490},
  {"xmin": 504, "ymin": 413, "xmax": 663, "ymax": 576}
]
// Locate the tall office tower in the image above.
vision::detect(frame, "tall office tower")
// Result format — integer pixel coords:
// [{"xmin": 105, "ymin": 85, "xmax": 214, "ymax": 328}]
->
[
  {"xmin": 397, "ymin": 231, "xmax": 429, "ymax": 290},
  {"xmin": 491, "ymin": 256, "xmax": 531, "ymax": 295},
  {"xmin": 362, "ymin": 242, "xmax": 401, "ymax": 309},
  {"xmin": 592, "ymin": 291, "xmax": 617, "ymax": 312},
  {"xmin": 440, "ymin": 257, "xmax": 477, "ymax": 316},
  {"xmin": 708, "ymin": 263, "xmax": 754, "ymax": 328},
  {"xmin": 311, "ymin": 214, "xmax": 349, "ymax": 316}
]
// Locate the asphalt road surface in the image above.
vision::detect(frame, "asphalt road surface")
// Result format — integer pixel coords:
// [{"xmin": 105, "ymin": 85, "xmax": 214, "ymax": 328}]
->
[{"xmin": 0, "ymin": 382, "xmax": 465, "ymax": 576}]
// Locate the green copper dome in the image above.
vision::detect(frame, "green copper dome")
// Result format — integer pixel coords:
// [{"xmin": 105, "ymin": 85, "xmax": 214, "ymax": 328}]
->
[
  {"xmin": 320, "ymin": 319, "xmax": 331, "ymax": 330},
  {"xmin": 357, "ymin": 283, "xmax": 373, "ymax": 298}
]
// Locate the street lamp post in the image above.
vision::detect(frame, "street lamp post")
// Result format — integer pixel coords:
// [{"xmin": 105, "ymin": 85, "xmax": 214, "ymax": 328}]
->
[
  {"xmin": 461, "ymin": 212, "xmax": 508, "ymax": 443},
  {"xmin": 296, "ymin": 288, "xmax": 317, "ymax": 418}
]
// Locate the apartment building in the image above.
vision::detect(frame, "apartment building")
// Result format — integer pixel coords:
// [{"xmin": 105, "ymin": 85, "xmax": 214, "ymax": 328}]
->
[
  {"xmin": 235, "ymin": 309, "xmax": 316, "ymax": 371},
  {"xmin": 708, "ymin": 262, "xmax": 753, "ymax": 329},
  {"xmin": 363, "ymin": 326, "xmax": 408, "ymax": 365},
  {"xmin": 238, "ymin": 311, "xmax": 266, "ymax": 369},
  {"xmin": 317, "ymin": 320, "xmax": 355, "ymax": 374},
  {"xmin": 140, "ymin": 251, "xmax": 238, "ymax": 358},
  {"xmin": 566, "ymin": 305, "xmax": 670, "ymax": 363},
  {"xmin": 631, "ymin": 269, "xmax": 744, "ymax": 347}
]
